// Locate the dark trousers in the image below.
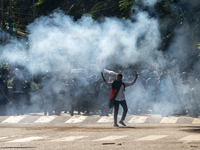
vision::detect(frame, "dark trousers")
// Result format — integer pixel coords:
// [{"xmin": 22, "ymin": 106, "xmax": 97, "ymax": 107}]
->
[{"xmin": 114, "ymin": 100, "xmax": 128, "ymax": 124}]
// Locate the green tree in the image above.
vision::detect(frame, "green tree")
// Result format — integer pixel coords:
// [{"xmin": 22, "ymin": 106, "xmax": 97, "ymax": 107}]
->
[
  {"xmin": 90, "ymin": 0, "xmax": 121, "ymax": 20},
  {"xmin": 156, "ymin": 0, "xmax": 200, "ymax": 51},
  {"xmin": 119, "ymin": 0, "xmax": 133, "ymax": 18},
  {"xmin": 36, "ymin": 0, "xmax": 64, "ymax": 16},
  {"xmin": 2, "ymin": 0, "xmax": 34, "ymax": 36}
]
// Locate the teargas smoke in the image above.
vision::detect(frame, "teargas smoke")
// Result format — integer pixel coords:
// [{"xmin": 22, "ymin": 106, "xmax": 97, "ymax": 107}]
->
[{"xmin": 0, "ymin": 0, "xmax": 199, "ymax": 117}]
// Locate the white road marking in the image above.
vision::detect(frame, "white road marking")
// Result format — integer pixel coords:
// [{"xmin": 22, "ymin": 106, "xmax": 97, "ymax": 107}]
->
[
  {"xmin": 128, "ymin": 116, "xmax": 148, "ymax": 123},
  {"xmin": 97, "ymin": 116, "xmax": 113, "ymax": 123},
  {"xmin": 179, "ymin": 135, "xmax": 200, "ymax": 144},
  {"xmin": 0, "ymin": 137, "xmax": 7, "ymax": 140},
  {"xmin": 35, "ymin": 116, "xmax": 56, "ymax": 123},
  {"xmin": 192, "ymin": 118, "xmax": 200, "ymax": 124},
  {"xmin": 65, "ymin": 116, "xmax": 87, "ymax": 123},
  {"xmin": 51, "ymin": 136, "xmax": 87, "ymax": 142},
  {"xmin": 8, "ymin": 137, "xmax": 45, "ymax": 143},
  {"xmin": 136, "ymin": 135, "xmax": 168, "ymax": 141},
  {"xmin": 160, "ymin": 117, "xmax": 179, "ymax": 124},
  {"xmin": 93, "ymin": 136, "xmax": 127, "ymax": 141},
  {"xmin": 2, "ymin": 116, "xmax": 26, "ymax": 123}
]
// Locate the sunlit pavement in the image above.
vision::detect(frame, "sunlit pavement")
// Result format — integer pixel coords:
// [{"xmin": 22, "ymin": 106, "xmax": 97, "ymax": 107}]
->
[
  {"xmin": 0, "ymin": 122, "xmax": 200, "ymax": 149},
  {"xmin": 0, "ymin": 112, "xmax": 200, "ymax": 149}
]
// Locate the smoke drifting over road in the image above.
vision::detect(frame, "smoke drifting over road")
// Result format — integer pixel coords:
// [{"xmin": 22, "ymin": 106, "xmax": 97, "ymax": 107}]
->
[{"xmin": 0, "ymin": 0, "xmax": 199, "ymax": 117}]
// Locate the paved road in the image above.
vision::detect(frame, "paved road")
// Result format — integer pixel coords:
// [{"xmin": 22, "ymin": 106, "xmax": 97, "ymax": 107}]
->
[
  {"xmin": 0, "ymin": 125, "xmax": 200, "ymax": 150},
  {"xmin": 0, "ymin": 113, "xmax": 200, "ymax": 150}
]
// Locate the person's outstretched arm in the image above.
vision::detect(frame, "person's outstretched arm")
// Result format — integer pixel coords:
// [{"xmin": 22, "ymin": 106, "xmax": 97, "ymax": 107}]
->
[
  {"xmin": 124, "ymin": 74, "xmax": 138, "ymax": 87},
  {"xmin": 101, "ymin": 72, "xmax": 112, "ymax": 87}
]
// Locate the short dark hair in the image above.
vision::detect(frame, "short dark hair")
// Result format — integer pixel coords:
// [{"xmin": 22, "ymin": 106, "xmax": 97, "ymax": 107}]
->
[{"xmin": 117, "ymin": 74, "xmax": 123, "ymax": 78}]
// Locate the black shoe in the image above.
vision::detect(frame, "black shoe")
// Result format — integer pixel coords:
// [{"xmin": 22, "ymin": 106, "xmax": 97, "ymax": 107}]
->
[
  {"xmin": 114, "ymin": 124, "xmax": 119, "ymax": 127},
  {"xmin": 119, "ymin": 120, "xmax": 126, "ymax": 126}
]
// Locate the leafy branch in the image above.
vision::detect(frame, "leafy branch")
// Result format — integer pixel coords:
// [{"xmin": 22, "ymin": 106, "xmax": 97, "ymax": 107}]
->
[{"xmin": 119, "ymin": 0, "xmax": 133, "ymax": 11}]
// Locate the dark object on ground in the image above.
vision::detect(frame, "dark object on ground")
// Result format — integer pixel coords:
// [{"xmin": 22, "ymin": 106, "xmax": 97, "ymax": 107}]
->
[{"xmin": 102, "ymin": 143, "xmax": 115, "ymax": 145}]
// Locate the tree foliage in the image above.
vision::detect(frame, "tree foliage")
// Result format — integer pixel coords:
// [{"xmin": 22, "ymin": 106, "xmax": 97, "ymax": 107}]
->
[
  {"xmin": 1, "ymin": 0, "xmax": 34, "ymax": 37},
  {"xmin": 119, "ymin": 0, "xmax": 133, "ymax": 18},
  {"xmin": 90, "ymin": 0, "xmax": 121, "ymax": 19}
]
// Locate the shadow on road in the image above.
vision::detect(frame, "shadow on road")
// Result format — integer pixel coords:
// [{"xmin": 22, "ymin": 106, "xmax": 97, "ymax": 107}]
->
[{"xmin": 180, "ymin": 126, "xmax": 200, "ymax": 133}]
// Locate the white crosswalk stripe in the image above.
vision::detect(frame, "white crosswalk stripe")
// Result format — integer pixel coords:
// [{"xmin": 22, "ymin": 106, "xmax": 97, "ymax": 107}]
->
[
  {"xmin": 35, "ymin": 116, "xmax": 56, "ymax": 123},
  {"xmin": 128, "ymin": 116, "xmax": 148, "ymax": 123},
  {"xmin": 97, "ymin": 116, "xmax": 113, "ymax": 123},
  {"xmin": 179, "ymin": 135, "xmax": 200, "ymax": 143},
  {"xmin": 135, "ymin": 135, "xmax": 168, "ymax": 141},
  {"xmin": 65, "ymin": 116, "xmax": 87, "ymax": 123},
  {"xmin": 2, "ymin": 116, "xmax": 26, "ymax": 123},
  {"xmin": 192, "ymin": 118, "xmax": 200, "ymax": 124},
  {"xmin": 7, "ymin": 137, "xmax": 46, "ymax": 143},
  {"xmin": 93, "ymin": 135, "xmax": 127, "ymax": 141},
  {"xmin": 160, "ymin": 117, "xmax": 179, "ymax": 124},
  {"xmin": 51, "ymin": 136, "xmax": 88, "ymax": 142}
]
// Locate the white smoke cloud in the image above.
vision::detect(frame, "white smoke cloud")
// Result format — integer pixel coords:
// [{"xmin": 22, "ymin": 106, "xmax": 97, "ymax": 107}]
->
[
  {"xmin": 1, "ymin": 4, "xmax": 198, "ymax": 117},
  {"xmin": 1, "ymin": 10, "xmax": 161, "ymax": 76},
  {"xmin": 0, "ymin": 9, "xmax": 164, "ymax": 115}
]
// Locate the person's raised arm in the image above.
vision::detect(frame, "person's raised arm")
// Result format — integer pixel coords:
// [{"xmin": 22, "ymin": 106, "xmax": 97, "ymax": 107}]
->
[
  {"xmin": 101, "ymin": 72, "xmax": 112, "ymax": 87},
  {"xmin": 124, "ymin": 74, "xmax": 138, "ymax": 87}
]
